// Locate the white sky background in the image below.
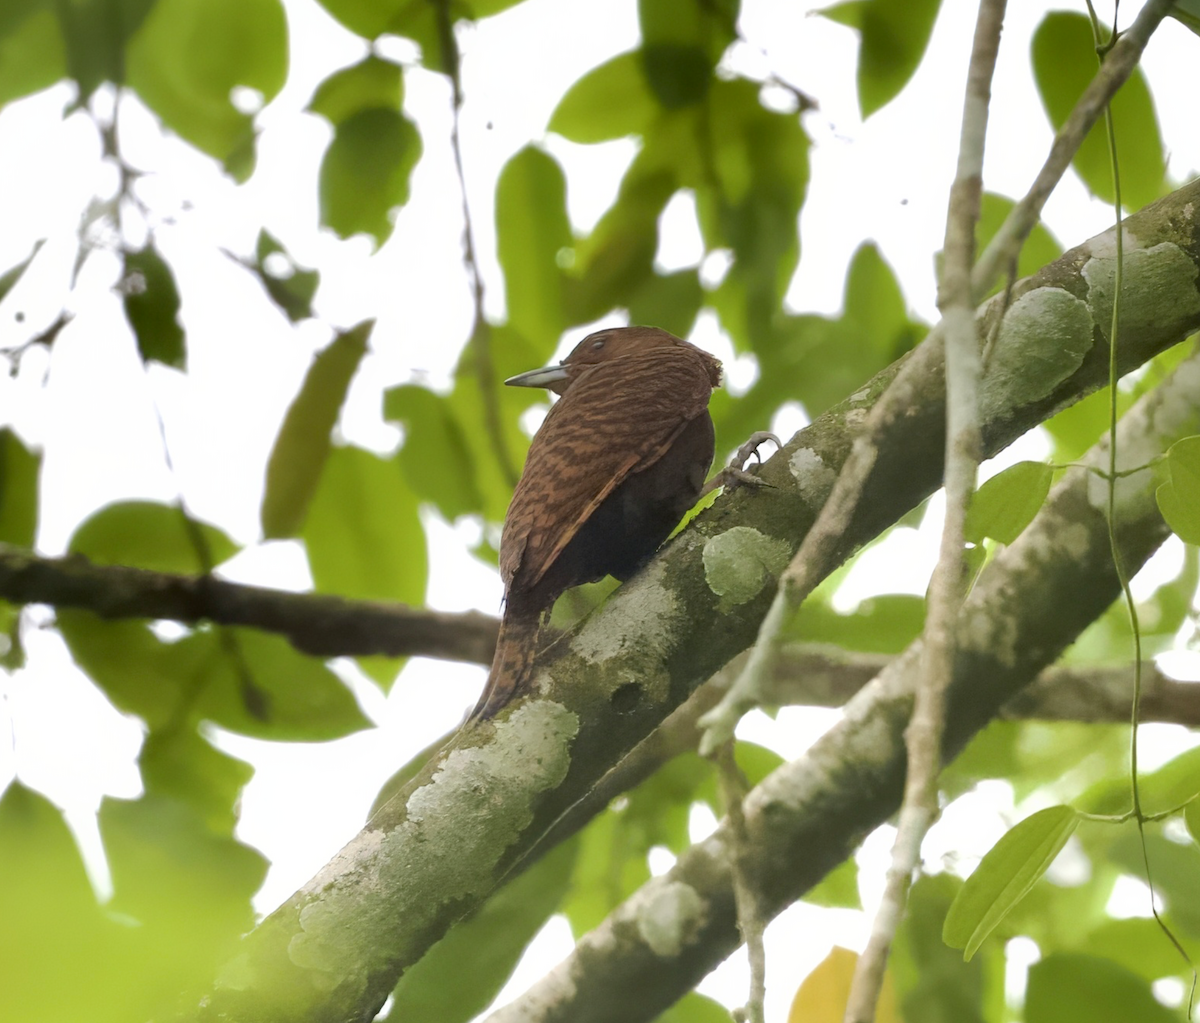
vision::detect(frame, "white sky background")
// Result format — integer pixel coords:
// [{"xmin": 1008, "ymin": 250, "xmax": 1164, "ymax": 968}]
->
[{"xmin": 2, "ymin": 0, "xmax": 1200, "ymax": 1018}]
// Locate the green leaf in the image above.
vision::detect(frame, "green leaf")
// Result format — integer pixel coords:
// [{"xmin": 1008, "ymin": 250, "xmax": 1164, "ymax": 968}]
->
[
  {"xmin": 946, "ymin": 721, "xmax": 1129, "ymax": 804},
  {"xmin": 702, "ymin": 77, "xmax": 810, "ymax": 348},
  {"xmin": 441, "ymin": 324, "xmax": 547, "ymax": 527},
  {"xmin": 190, "ymin": 627, "xmax": 372, "ymax": 740},
  {"xmin": 383, "ymin": 384, "xmax": 483, "ymax": 520},
  {"xmin": 139, "ymin": 730, "xmax": 254, "ymax": 838},
  {"xmin": 805, "ymin": 856, "xmax": 862, "ymax": 910},
  {"xmin": 261, "ymin": 321, "xmax": 372, "ymax": 539},
  {"xmin": 1157, "ymin": 435, "xmax": 1200, "ymax": 544},
  {"xmin": 301, "ymin": 445, "xmax": 426, "ymax": 606},
  {"xmin": 311, "ymin": 0, "xmax": 410, "ymax": 40},
  {"xmin": 652, "ymin": 993, "xmax": 733, "ymax": 1023},
  {"xmin": 635, "ymin": 0, "xmax": 735, "ymax": 114},
  {"xmin": 641, "ymin": 44, "xmax": 711, "ymax": 109},
  {"xmin": 57, "ymin": 612, "xmax": 198, "ymax": 728},
  {"xmin": 126, "ymin": 0, "xmax": 287, "ymax": 180},
  {"xmin": 58, "ymin": 0, "xmax": 156, "ymax": 104},
  {"xmin": 462, "ymin": 0, "xmax": 527, "ymax": 15},
  {"xmin": 301, "ymin": 445, "xmax": 427, "ymax": 688},
  {"xmin": 1184, "ymin": 796, "xmax": 1200, "ymax": 848},
  {"xmin": 1031, "ymin": 11, "xmax": 1165, "ymax": 211},
  {"xmin": 308, "ymin": 55, "xmax": 402, "ymax": 125},
  {"xmin": 1173, "ymin": 0, "xmax": 1200, "ymax": 36},
  {"xmin": 69, "ymin": 500, "xmax": 237, "ymax": 572},
  {"xmin": 369, "ymin": 731, "xmax": 446, "ymax": 819},
  {"xmin": 495, "ymin": 146, "xmax": 571, "ymax": 349},
  {"xmin": 0, "ymin": 781, "xmax": 133, "ymax": 1023},
  {"xmin": 1080, "ymin": 739, "xmax": 1200, "ymax": 821},
  {"xmin": 0, "ymin": 238, "xmax": 45, "ymax": 305},
  {"xmin": 1134, "ymin": 744, "xmax": 1200, "ymax": 818},
  {"xmin": 1044, "ymin": 386, "xmax": 1135, "ymax": 465},
  {"xmin": 63, "ymin": 609, "xmax": 370, "ymax": 738},
  {"xmin": 1025, "ymin": 953, "xmax": 1178, "ymax": 1023},
  {"xmin": 0, "ymin": 599, "xmax": 22, "ymax": 671},
  {"xmin": 565, "ymin": 161, "xmax": 673, "ymax": 325},
  {"xmin": 976, "ymin": 192, "xmax": 1062, "ymax": 286},
  {"xmin": 562, "ymin": 807, "xmax": 652, "ymax": 936},
  {"xmin": 792, "ymin": 592, "xmax": 925, "ymax": 655},
  {"xmin": 943, "ymin": 804, "xmax": 1079, "ymax": 960},
  {"xmin": 627, "ymin": 269, "xmax": 704, "ymax": 342},
  {"xmin": 965, "ymin": 461, "xmax": 1053, "ymax": 545},
  {"xmin": 820, "ymin": 0, "xmax": 944, "ymax": 117},
  {"xmin": 549, "ymin": 50, "xmax": 658, "ymax": 142},
  {"xmin": 251, "ymin": 230, "xmax": 319, "ymax": 323},
  {"xmin": 893, "ymin": 875, "xmax": 991, "ymax": 1023},
  {"xmin": 842, "ymin": 242, "xmax": 908, "ymax": 344},
  {"xmin": 1081, "ymin": 917, "xmax": 1200, "ymax": 983},
  {"xmin": 99, "ymin": 792, "xmax": 267, "ymax": 994},
  {"xmin": 1109, "ymin": 830, "xmax": 1200, "ymax": 939},
  {"xmin": 0, "ymin": 428, "xmax": 39, "ymax": 547},
  {"xmin": 319, "ymin": 108, "xmax": 422, "ymax": 246},
  {"xmin": 384, "ymin": 839, "xmax": 577, "ymax": 1023},
  {"xmin": 638, "ymin": 0, "xmax": 738, "ymax": 70},
  {"xmin": 0, "ymin": 10, "xmax": 65, "ymax": 110},
  {"xmin": 122, "ymin": 244, "xmax": 186, "ymax": 369}
]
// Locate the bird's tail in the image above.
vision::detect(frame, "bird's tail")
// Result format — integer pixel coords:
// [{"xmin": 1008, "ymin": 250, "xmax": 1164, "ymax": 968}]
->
[{"xmin": 471, "ymin": 609, "xmax": 543, "ymax": 720}]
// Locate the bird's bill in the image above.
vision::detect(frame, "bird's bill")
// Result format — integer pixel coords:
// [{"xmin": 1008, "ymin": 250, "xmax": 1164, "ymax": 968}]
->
[{"xmin": 505, "ymin": 364, "xmax": 571, "ymax": 388}]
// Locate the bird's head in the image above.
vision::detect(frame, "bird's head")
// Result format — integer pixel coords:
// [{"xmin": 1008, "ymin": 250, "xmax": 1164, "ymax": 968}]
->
[{"xmin": 505, "ymin": 326, "xmax": 723, "ymax": 395}]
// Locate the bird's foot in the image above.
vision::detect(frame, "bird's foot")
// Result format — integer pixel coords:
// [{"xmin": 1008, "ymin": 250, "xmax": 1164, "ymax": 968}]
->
[{"xmin": 701, "ymin": 431, "xmax": 782, "ymax": 497}]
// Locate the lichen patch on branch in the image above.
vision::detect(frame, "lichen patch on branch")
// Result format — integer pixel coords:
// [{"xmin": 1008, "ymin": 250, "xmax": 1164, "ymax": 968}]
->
[
  {"xmin": 787, "ymin": 447, "xmax": 838, "ymax": 507},
  {"xmin": 1082, "ymin": 242, "xmax": 1200, "ymax": 345},
  {"xmin": 570, "ymin": 558, "xmax": 682, "ymax": 664},
  {"xmin": 635, "ymin": 880, "xmax": 706, "ymax": 958},
  {"xmin": 702, "ymin": 527, "xmax": 791, "ymax": 608},
  {"xmin": 287, "ymin": 702, "xmax": 577, "ymax": 986},
  {"xmin": 980, "ymin": 287, "xmax": 1093, "ymax": 420}
]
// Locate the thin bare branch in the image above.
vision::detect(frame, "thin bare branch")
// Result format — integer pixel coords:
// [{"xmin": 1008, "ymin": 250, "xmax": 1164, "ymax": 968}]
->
[
  {"xmin": 697, "ymin": 0, "xmax": 1176, "ymax": 756},
  {"xmin": 0, "ymin": 543, "xmax": 499, "ymax": 665},
  {"xmin": 845, "ymin": 3, "xmax": 1004, "ymax": 1019},
  {"xmin": 972, "ymin": 0, "xmax": 1176, "ymax": 294},
  {"xmin": 434, "ymin": 0, "xmax": 518, "ymax": 487}
]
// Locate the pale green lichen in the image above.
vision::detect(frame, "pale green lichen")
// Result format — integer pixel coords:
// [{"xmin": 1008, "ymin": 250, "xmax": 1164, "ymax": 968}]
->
[
  {"xmin": 287, "ymin": 701, "xmax": 578, "ymax": 986},
  {"xmin": 1082, "ymin": 242, "xmax": 1200, "ymax": 345},
  {"xmin": 788, "ymin": 447, "xmax": 837, "ymax": 508},
  {"xmin": 635, "ymin": 880, "xmax": 705, "ymax": 958},
  {"xmin": 571, "ymin": 556, "xmax": 680, "ymax": 666},
  {"xmin": 703, "ymin": 526, "xmax": 791, "ymax": 607},
  {"xmin": 981, "ymin": 287, "xmax": 1093, "ymax": 421}
]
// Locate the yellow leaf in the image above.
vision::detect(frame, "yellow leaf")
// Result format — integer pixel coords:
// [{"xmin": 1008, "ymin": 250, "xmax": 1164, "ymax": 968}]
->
[{"xmin": 787, "ymin": 946, "xmax": 900, "ymax": 1023}]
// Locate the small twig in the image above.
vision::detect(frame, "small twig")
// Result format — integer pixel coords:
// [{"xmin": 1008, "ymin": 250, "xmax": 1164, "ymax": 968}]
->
[
  {"xmin": 434, "ymin": 0, "xmax": 517, "ymax": 487},
  {"xmin": 972, "ymin": 0, "xmax": 1175, "ymax": 296},
  {"xmin": 1084, "ymin": 0, "xmax": 1197, "ymax": 1007},
  {"xmin": 696, "ymin": 0, "xmax": 1175, "ymax": 758},
  {"xmin": 712, "ymin": 742, "xmax": 765, "ymax": 1023},
  {"xmin": 843, "ymin": 3, "xmax": 1003, "ymax": 1019},
  {"xmin": 0, "ymin": 543, "xmax": 500, "ymax": 664}
]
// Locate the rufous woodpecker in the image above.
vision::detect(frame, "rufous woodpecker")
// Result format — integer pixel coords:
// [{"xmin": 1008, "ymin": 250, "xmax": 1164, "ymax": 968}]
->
[{"xmin": 473, "ymin": 325, "xmax": 757, "ymax": 719}]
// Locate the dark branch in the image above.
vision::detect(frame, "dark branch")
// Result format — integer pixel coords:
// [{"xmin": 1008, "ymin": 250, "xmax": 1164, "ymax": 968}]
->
[
  {"xmin": 0, "ymin": 543, "xmax": 499, "ymax": 665},
  {"xmin": 6, "ymin": 544, "xmax": 1194, "ymax": 732}
]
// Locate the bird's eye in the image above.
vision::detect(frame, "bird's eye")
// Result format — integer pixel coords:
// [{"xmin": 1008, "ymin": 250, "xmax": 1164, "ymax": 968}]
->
[{"xmin": 592, "ymin": 339, "xmax": 605, "ymax": 350}]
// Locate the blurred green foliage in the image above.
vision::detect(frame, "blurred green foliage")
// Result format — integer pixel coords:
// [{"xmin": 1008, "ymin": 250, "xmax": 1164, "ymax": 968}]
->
[{"xmin": 0, "ymin": 0, "xmax": 1196, "ymax": 1020}]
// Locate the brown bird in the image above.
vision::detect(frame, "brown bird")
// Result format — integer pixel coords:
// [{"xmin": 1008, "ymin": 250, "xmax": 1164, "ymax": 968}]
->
[{"xmin": 472, "ymin": 325, "xmax": 728, "ymax": 720}]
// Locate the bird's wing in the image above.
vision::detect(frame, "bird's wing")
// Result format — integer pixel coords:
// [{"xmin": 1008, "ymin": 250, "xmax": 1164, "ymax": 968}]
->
[{"xmin": 500, "ymin": 347, "xmax": 715, "ymax": 591}]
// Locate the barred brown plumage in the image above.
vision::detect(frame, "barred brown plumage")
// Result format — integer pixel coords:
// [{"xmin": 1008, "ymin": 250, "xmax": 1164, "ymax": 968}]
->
[{"xmin": 471, "ymin": 325, "xmax": 723, "ymax": 720}]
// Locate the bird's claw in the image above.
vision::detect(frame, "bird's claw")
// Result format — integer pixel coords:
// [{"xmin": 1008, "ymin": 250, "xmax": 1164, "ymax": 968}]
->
[
  {"xmin": 702, "ymin": 431, "xmax": 782, "ymax": 497},
  {"xmin": 733, "ymin": 431, "xmax": 782, "ymax": 469}
]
